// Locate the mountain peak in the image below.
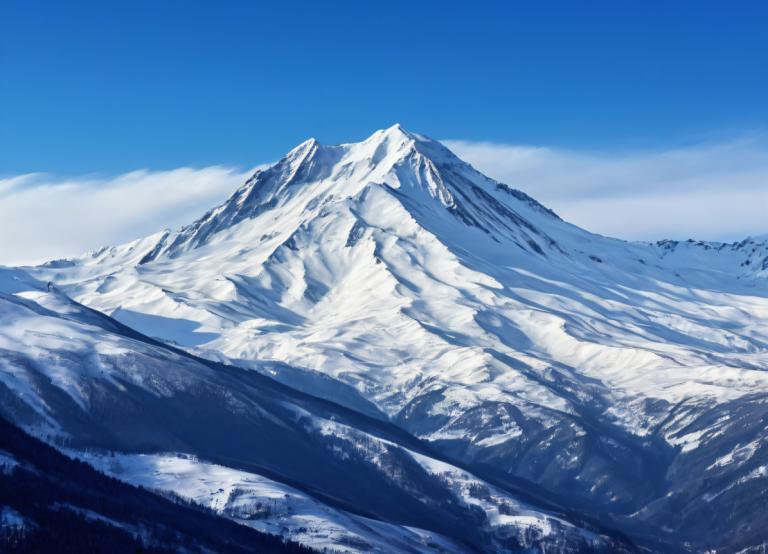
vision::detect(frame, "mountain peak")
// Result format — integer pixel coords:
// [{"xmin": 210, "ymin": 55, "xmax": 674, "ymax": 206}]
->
[
  {"xmin": 370, "ymin": 123, "xmax": 415, "ymax": 142},
  {"xmin": 353, "ymin": 124, "xmax": 459, "ymax": 171},
  {"xmin": 290, "ymin": 125, "xmax": 420, "ymax": 159},
  {"xmin": 364, "ymin": 123, "xmax": 440, "ymax": 148},
  {"xmin": 135, "ymin": 125, "xmax": 566, "ymax": 262},
  {"xmin": 283, "ymin": 136, "xmax": 322, "ymax": 169},
  {"xmin": 288, "ymin": 136, "xmax": 319, "ymax": 153}
]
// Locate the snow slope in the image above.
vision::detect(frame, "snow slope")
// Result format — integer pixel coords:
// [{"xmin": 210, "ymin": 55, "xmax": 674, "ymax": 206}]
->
[
  {"xmin": 75, "ymin": 451, "xmax": 467, "ymax": 554},
  {"xmin": 0, "ymin": 266, "xmax": 629, "ymax": 553},
  {"xmin": 20, "ymin": 125, "xmax": 768, "ymax": 552},
  {"xmin": 78, "ymin": 449, "xmax": 608, "ymax": 554}
]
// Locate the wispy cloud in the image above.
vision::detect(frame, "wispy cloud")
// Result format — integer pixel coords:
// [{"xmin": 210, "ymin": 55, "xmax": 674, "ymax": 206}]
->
[
  {"xmin": 0, "ymin": 167, "xmax": 254, "ymax": 265},
  {"xmin": 444, "ymin": 137, "xmax": 768, "ymax": 242}
]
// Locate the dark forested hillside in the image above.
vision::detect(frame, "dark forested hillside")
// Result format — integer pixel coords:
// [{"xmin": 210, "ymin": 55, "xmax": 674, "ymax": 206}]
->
[{"xmin": 0, "ymin": 417, "xmax": 313, "ymax": 553}]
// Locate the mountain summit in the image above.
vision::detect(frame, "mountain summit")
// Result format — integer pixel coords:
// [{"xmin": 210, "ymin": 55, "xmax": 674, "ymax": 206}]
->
[
  {"xmin": 135, "ymin": 124, "xmax": 562, "ymax": 264},
  {"xmin": 22, "ymin": 126, "xmax": 768, "ymax": 553}
]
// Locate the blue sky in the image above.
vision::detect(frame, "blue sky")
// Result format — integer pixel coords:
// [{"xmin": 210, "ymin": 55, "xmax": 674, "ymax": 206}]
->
[
  {"xmin": 2, "ymin": 1, "xmax": 766, "ymax": 174},
  {"xmin": 1, "ymin": 1, "xmax": 767, "ymax": 262}
]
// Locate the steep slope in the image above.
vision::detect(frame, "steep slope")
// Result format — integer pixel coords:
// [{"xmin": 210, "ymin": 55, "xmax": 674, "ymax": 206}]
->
[
  {"xmin": 25, "ymin": 125, "xmax": 768, "ymax": 552},
  {"xmin": 0, "ymin": 415, "xmax": 312, "ymax": 553},
  {"xmin": 0, "ymin": 266, "xmax": 631, "ymax": 553},
  {"xmin": 72, "ymin": 451, "xmax": 466, "ymax": 554}
]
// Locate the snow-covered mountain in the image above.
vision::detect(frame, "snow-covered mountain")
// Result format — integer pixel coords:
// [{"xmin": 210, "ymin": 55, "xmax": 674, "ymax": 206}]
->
[{"xmin": 10, "ymin": 124, "xmax": 768, "ymax": 551}]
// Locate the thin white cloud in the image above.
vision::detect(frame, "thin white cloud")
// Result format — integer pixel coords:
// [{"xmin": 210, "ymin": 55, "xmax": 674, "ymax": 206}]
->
[
  {"xmin": 443, "ymin": 137, "xmax": 768, "ymax": 242},
  {"xmin": 0, "ymin": 166, "xmax": 255, "ymax": 265}
]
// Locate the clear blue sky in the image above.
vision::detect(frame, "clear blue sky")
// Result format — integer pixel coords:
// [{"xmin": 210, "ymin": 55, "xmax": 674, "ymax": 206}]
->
[{"xmin": 2, "ymin": 0, "xmax": 766, "ymax": 174}]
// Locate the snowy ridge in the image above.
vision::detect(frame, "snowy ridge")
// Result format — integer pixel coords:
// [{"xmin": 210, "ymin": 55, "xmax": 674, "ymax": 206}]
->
[{"xmin": 75, "ymin": 451, "xmax": 468, "ymax": 554}]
